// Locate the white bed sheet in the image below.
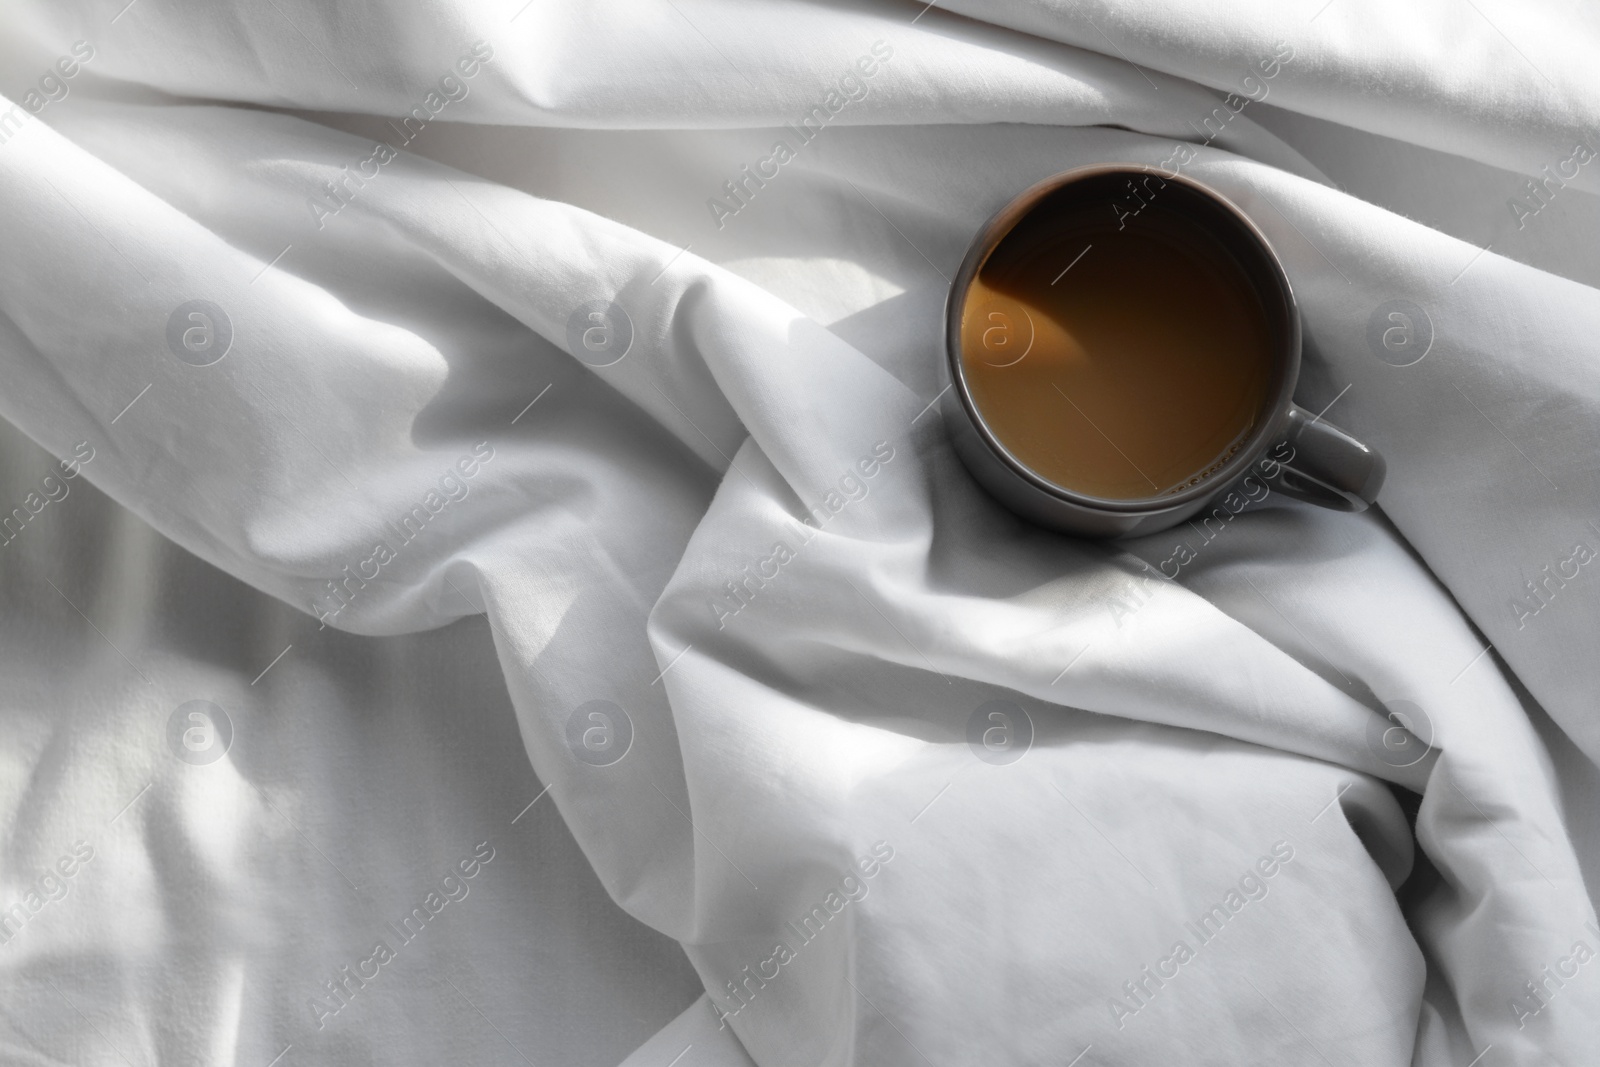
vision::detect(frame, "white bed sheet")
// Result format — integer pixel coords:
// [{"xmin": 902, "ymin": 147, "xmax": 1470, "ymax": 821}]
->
[{"xmin": 1, "ymin": 2, "xmax": 1599, "ymax": 1065}]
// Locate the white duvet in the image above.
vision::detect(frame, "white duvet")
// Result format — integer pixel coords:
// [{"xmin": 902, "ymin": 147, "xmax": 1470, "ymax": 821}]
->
[{"xmin": 1, "ymin": 2, "xmax": 1598, "ymax": 1065}]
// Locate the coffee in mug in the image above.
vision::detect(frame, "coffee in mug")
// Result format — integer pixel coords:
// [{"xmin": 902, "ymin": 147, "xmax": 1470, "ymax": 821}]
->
[{"xmin": 941, "ymin": 165, "xmax": 1384, "ymax": 538}]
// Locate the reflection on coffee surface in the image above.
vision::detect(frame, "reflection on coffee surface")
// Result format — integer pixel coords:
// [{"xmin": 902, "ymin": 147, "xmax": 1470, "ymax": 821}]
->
[{"xmin": 959, "ymin": 193, "xmax": 1275, "ymax": 501}]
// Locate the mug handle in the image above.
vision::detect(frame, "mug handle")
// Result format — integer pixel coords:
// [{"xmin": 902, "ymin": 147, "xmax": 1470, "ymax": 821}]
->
[{"xmin": 1265, "ymin": 404, "xmax": 1386, "ymax": 512}]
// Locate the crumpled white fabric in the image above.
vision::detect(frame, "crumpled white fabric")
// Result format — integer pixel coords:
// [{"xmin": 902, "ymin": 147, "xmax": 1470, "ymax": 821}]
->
[{"xmin": 1, "ymin": 1, "xmax": 1598, "ymax": 1065}]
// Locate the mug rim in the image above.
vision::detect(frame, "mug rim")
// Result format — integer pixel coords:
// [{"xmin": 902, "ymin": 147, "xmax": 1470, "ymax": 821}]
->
[{"xmin": 943, "ymin": 162, "xmax": 1302, "ymax": 515}]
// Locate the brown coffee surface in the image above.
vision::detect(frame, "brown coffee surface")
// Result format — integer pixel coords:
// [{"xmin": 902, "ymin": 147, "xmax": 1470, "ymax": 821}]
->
[{"xmin": 959, "ymin": 198, "xmax": 1275, "ymax": 501}]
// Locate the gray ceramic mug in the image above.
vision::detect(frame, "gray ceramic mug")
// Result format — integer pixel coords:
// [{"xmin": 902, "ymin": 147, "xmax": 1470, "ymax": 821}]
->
[{"xmin": 940, "ymin": 164, "xmax": 1385, "ymax": 539}]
